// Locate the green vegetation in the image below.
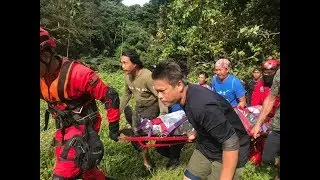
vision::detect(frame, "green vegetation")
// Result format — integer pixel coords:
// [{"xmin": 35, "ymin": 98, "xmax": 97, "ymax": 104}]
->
[{"xmin": 40, "ymin": 0, "xmax": 279, "ymax": 179}]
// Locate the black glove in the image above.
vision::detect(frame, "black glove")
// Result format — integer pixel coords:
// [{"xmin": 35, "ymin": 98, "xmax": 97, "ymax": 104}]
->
[{"xmin": 109, "ymin": 121, "xmax": 119, "ymax": 142}]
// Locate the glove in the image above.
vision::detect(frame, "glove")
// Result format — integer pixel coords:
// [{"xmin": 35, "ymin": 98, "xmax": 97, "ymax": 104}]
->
[{"xmin": 109, "ymin": 121, "xmax": 119, "ymax": 142}]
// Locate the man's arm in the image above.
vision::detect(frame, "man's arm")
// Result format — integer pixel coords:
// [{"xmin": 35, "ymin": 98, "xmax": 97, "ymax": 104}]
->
[
  {"xmin": 234, "ymin": 78, "xmax": 247, "ymax": 108},
  {"xmin": 221, "ymin": 133, "xmax": 239, "ymax": 180},
  {"xmin": 199, "ymin": 105, "xmax": 239, "ymax": 179},
  {"xmin": 237, "ymin": 96, "xmax": 246, "ymax": 108},
  {"xmin": 74, "ymin": 65, "xmax": 120, "ymax": 141},
  {"xmin": 119, "ymin": 80, "xmax": 132, "ymax": 113},
  {"xmin": 255, "ymin": 94, "xmax": 276, "ymax": 126}
]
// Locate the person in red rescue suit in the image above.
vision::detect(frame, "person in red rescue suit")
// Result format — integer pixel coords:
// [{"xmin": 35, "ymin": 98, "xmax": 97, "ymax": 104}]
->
[
  {"xmin": 247, "ymin": 59, "xmax": 280, "ymax": 165},
  {"xmin": 251, "ymin": 59, "xmax": 280, "ymax": 122},
  {"xmin": 40, "ymin": 27, "xmax": 120, "ymax": 180}
]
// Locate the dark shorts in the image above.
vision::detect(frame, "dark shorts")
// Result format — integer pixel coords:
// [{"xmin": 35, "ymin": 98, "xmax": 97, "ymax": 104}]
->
[{"xmin": 184, "ymin": 149, "xmax": 244, "ymax": 180}]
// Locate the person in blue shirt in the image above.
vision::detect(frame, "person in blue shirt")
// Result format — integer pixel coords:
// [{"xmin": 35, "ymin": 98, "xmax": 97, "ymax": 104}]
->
[
  {"xmin": 168, "ymin": 103, "xmax": 184, "ymax": 112},
  {"xmin": 211, "ymin": 58, "xmax": 247, "ymax": 108}
]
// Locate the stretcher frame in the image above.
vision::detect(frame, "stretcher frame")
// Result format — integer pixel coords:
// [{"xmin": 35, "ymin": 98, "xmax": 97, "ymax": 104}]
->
[{"xmin": 118, "ymin": 135, "xmax": 194, "ymax": 149}]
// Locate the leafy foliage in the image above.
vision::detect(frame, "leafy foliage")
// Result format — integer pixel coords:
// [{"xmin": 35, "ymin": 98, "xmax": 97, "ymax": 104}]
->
[{"xmin": 148, "ymin": 0, "xmax": 280, "ymax": 80}]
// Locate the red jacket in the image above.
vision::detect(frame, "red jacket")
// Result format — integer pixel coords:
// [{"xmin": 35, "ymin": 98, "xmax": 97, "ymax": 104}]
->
[
  {"xmin": 251, "ymin": 79, "xmax": 280, "ymax": 118},
  {"xmin": 40, "ymin": 58, "xmax": 120, "ymax": 130}
]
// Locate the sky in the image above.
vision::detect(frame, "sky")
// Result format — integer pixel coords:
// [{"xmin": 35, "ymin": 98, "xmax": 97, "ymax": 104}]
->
[{"xmin": 122, "ymin": 0, "xmax": 150, "ymax": 6}]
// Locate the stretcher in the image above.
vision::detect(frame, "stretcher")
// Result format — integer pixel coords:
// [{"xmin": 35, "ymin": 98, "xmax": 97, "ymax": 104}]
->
[
  {"xmin": 118, "ymin": 128, "xmax": 194, "ymax": 149},
  {"xmin": 118, "ymin": 134, "xmax": 193, "ymax": 148},
  {"xmin": 233, "ymin": 106, "xmax": 269, "ymax": 136},
  {"xmin": 234, "ymin": 106, "xmax": 270, "ymax": 165},
  {"xmin": 119, "ymin": 106, "xmax": 195, "ymax": 149}
]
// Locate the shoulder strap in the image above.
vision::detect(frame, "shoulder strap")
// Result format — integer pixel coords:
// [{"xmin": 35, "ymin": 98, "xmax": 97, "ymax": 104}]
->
[
  {"xmin": 44, "ymin": 104, "xmax": 51, "ymax": 131},
  {"xmin": 57, "ymin": 60, "xmax": 74, "ymax": 102}
]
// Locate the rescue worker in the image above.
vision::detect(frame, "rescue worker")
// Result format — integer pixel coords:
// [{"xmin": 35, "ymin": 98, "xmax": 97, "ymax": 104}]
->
[
  {"xmin": 248, "ymin": 59, "xmax": 280, "ymax": 165},
  {"xmin": 251, "ymin": 69, "xmax": 281, "ymax": 180},
  {"xmin": 251, "ymin": 59, "xmax": 280, "ymax": 119},
  {"xmin": 40, "ymin": 27, "xmax": 120, "ymax": 180}
]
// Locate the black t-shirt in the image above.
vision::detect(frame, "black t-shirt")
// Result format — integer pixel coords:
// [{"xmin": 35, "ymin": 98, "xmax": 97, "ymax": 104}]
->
[{"xmin": 183, "ymin": 84, "xmax": 250, "ymax": 167}]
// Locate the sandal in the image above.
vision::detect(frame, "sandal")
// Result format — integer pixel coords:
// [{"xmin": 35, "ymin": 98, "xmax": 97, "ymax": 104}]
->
[{"xmin": 144, "ymin": 164, "xmax": 155, "ymax": 176}]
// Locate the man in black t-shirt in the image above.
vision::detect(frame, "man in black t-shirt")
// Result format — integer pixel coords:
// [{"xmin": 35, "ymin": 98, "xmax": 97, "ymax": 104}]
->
[{"xmin": 152, "ymin": 61, "xmax": 250, "ymax": 180}]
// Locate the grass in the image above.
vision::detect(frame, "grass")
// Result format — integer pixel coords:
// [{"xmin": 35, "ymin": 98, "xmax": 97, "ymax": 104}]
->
[{"xmin": 40, "ymin": 71, "xmax": 277, "ymax": 180}]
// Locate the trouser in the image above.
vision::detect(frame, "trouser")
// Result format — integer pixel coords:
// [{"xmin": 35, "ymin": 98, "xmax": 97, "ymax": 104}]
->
[
  {"xmin": 262, "ymin": 131, "xmax": 280, "ymax": 164},
  {"xmin": 52, "ymin": 168, "xmax": 105, "ymax": 180},
  {"xmin": 52, "ymin": 114, "xmax": 105, "ymax": 180},
  {"xmin": 262, "ymin": 130, "xmax": 280, "ymax": 178}
]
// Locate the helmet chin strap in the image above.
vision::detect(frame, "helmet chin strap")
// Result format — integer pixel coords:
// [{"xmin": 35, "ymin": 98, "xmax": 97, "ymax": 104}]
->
[{"xmin": 40, "ymin": 58, "xmax": 51, "ymax": 70}]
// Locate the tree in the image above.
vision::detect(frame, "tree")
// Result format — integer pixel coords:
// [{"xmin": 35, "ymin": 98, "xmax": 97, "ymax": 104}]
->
[{"xmin": 147, "ymin": 0, "xmax": 280, "ymax": 79}]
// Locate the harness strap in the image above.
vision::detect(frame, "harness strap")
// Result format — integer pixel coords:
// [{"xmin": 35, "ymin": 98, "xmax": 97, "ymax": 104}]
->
[
  {"xmin": 44, "ymin": 109, "xmax": 50, "ymax": 131},
  {"xmin": 57, "ymin": 60, "xmax": 73, "ymax": 102},
  {"xmin": 51, "ymin": 111, "xmax": 97, "ymax": 148},
  {"xmin": 60, "ymin": 135, "xmax": 84, "ymax": 160}
]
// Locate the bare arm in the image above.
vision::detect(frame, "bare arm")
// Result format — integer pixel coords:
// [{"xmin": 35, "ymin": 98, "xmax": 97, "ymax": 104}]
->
[
  {"xmin": 221, "ymin": 150, "xmax": 239, "ymax": 180},
  {"xmin": 256, "ymin": 94, "xmax": 277, "ymax": 127},
  {"xmin": 220, "ymin": 133, "xmax": 239, "ymax": 180},
  {"xmin": 200, "ymin": 105, "xmax": 240, "ymax": 179},
  {"xmin": 237, "ymin": 96, "xmax": 246, "ymax": 108}
]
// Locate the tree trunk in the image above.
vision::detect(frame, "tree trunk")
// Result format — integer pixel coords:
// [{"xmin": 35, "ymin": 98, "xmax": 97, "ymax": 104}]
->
[{"xmin": 67, "ymin": 33, "xmax": 70, "ymax": 58}]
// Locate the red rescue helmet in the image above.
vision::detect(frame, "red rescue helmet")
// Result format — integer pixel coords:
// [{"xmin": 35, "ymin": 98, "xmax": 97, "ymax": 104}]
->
[
  {"xmin": 40, "ymin": 27, "xmax": 56, "ymax": 51},
  {"xmin": 261, "ymin": 59, "xmax": 280, "ymax": 71}
]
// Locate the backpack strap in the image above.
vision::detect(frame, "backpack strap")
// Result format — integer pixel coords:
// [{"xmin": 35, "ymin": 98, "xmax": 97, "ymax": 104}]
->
[
  {"xmin": 60, "ymin": 135, "xmax": 85, "ymax": 160},
  {"xmin": 57, "ymin": 60, "xmax": 74, "ymax": 102},
  {"xmin": 43, "ymin": 105, "xmax": 51, "ymax": 131}
]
